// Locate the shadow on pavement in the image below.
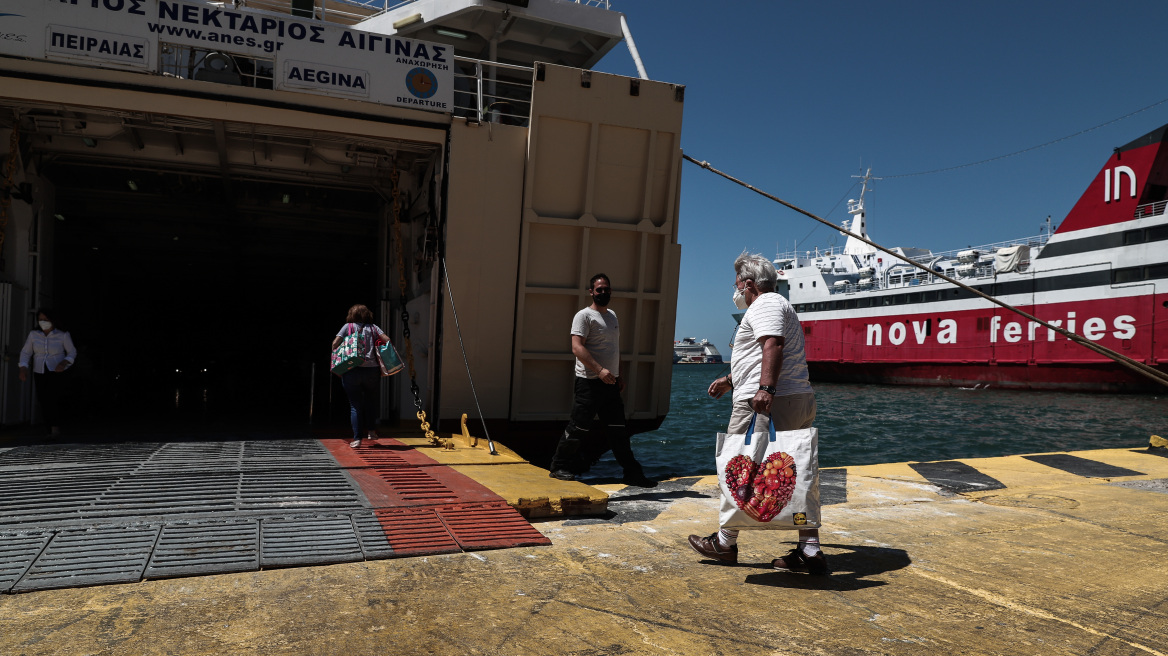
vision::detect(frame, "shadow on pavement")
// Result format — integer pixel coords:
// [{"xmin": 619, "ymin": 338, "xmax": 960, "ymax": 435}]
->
[{"xmin": 742, "ymin": 544, "xmax": 912, "ymax": 591}]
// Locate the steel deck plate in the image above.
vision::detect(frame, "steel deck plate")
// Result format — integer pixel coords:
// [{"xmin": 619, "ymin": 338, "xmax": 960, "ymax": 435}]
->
[
  {"xmin": 0, "ymin": 437, "xmax": 550, "ymax": 592},
  {"xmin": 260, "ymin": 516, "xmax": 365, "ymax": 567},
  {"xmin": 437, "ymin": 503, "xmax": 553, "ymax": 550},
  {"xmin": 13, "ymin": 526, "xmax": 160, "ymax": 592},
  {"xmin": 0, "ymin": 532, "xmax": 52, "ymax": 592},
  {"xmin": 374, "ymin": 508, "xmax": 462, "ymax": 557},
  {"xmin": 144, "ymin": 520, "xmax": 260, "ymax": 579}
]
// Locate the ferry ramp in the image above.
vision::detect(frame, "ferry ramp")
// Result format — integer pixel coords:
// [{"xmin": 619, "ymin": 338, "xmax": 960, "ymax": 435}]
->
[
  {"xmin": 0, "ymin": 427, "xmax": 611, "ymax": 594},
  {"xmin": 3, "ymin": 439, "xmax": 1168, "ymax": 653}
]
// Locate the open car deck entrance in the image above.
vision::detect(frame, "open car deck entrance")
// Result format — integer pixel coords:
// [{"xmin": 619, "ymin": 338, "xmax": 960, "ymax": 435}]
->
[{"xmin": 0, "ymin": 99, "xmax": 444, "ymax": 429}]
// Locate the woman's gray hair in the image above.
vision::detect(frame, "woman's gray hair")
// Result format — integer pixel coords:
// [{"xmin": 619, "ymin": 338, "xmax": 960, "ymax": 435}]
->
[{"xmin": 734, "ymin": 252, "xmax": 777, "ymax": 291}]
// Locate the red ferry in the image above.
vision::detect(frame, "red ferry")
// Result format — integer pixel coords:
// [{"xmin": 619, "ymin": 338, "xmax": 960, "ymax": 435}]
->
[{"xmin": 772, "ymin": 124, "xmax": 1168, "ymax": 392}]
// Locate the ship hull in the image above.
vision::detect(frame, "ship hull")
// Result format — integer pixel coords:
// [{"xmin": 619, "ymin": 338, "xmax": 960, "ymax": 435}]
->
[
  {"xmin": 808, "ymin": 361, "xmax": 1163, "ymax": 392},
  {"xmin": 778, "ymin": 123, "xmax": 1168, "ymax": 394},
  {"xmin": 801, "ymin": 292, "xmax": 1164, "ymax": 392}
]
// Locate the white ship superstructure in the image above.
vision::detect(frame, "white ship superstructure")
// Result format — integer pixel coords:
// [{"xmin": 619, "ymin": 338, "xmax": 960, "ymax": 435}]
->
[{"xmin": 673, "ymin": 337, "xmax": 723, "ymax": 364}]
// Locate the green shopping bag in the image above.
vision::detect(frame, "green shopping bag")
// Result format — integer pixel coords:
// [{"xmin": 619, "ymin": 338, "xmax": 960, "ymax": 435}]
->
[
  {"xmin": 330, "ymin": 323, "xmax": 369, "ymax": 376},
  {"xmin": 376, "ymin": 341, "xmax": 404, "ymax": 376}
]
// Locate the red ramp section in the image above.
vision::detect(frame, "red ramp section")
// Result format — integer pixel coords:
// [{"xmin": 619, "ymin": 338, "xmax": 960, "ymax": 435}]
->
[{"xmin": 321, "ymin": 438, "xmax": 551, "ymax": 555}]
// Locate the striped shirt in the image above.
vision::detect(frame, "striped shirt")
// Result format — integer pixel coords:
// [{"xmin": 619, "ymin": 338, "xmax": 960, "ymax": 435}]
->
[
  {"xmin": 730, "ymin": 292, "xmax": 812, "ymax": 401},
  {"xmin": 19, "ymin": 329, "xmax": 76, "ymax": 374}
]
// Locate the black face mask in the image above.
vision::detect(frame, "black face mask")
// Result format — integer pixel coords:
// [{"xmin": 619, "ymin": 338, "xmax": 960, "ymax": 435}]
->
[{"xmin": 593, "ymin": 291, "xmax": 611, "ymax": 307}]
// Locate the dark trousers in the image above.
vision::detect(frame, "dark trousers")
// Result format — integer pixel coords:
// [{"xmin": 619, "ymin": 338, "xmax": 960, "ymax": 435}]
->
[
  {"xmin": 340, "ymin": 366, "xmax": 380, "ymax": 440},
  {"xmin": 34, "ymin": 371, "xmax": 67, "ymax": 427},
  {"xmin": 550, "ymin": 377, "xmax": 643, "ymax": 477}
]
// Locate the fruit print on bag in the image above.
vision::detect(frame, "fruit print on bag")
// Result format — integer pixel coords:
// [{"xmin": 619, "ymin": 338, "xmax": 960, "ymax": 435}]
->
[{"xmin": 724, "ymin": 451, "xmax": 798, "ymax": 522}]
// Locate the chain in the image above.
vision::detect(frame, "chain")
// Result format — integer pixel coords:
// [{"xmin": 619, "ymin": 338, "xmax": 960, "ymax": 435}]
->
[
  {"xmin": 0, "ymin": 117, "xmax": 18, "ymax": 258},
  {"xmin": 389, "ymin": 166, "xmax": 440, "ymax": 445}
]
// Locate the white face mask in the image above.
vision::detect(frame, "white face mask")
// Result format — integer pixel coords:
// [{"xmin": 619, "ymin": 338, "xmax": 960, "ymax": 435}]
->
[
  {"xmin": 732, "ymin": 288, "xmax": 748, "ymax": 310},
  {"xmin": 38, "ymin": 321, "xmax": 52, "ymax": 331}
]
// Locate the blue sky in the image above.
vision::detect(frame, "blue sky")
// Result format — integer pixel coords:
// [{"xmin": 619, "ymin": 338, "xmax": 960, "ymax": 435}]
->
[{"xmin": 587, "ymin": 1, "xmax": 1168, "ymax": 351}]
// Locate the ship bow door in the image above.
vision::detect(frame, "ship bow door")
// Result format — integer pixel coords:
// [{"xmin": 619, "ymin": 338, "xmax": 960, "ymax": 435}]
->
[{"xmin": 510, "ymin": 64, "xmax": 685, "ymax": 436}]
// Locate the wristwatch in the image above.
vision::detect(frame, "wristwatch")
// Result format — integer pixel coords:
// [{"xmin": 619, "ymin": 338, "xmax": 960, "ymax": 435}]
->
[{"xmin": 758, "ymin": 384, "xmax": 777, "ymax": 394}]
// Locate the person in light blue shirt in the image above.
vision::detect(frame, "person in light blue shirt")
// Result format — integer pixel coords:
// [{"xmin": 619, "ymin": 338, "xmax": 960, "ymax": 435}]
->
[{"xmin": 19, "ymin": 309, "xmax": 77, "ymax": 436}]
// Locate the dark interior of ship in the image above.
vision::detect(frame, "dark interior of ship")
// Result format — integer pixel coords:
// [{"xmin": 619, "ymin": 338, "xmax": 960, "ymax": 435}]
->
[{"xmin": 46, "ymin": 164, "xmax": 381, "ymax": 430}]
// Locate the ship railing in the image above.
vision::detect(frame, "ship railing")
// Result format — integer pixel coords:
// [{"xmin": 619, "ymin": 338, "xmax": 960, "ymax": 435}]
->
[
  {"xmin": 774, "ymin": 246, "xmax": 847, "ymax": 263},
  {"xmin": 779, "ymin": 232, "xmax": 1051, "ymax": 270},
  {"xmin": 924, "ymin": 233, "xmax": 1050, "ymax": 263},
  {"xmin": 828, "ymin": 256, "xmax": 1033, "ymax": 296},
  {"xmin": 379, "ymin": 0, "xmax": 611, "ymax": 19},
  {"xmin": 1135, "ymin": 200, "xmax": 1168, "ymax": 219},
  {"xmin": 233, "ymin": 1, "xmax": 613, "ymax": 26},
  {"xmin": 453, "ymin": 57, "xmax": 535, "ymax": 125},
  {"xmin": 234, "ymin": 0, "xmax": 383, "ymax": 25}
]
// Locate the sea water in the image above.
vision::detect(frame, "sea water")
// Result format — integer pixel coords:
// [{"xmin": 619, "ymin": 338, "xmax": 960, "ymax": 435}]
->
[{"xmin": 584, "ymin": 364, "xmax": 1168, "ymax": 481}]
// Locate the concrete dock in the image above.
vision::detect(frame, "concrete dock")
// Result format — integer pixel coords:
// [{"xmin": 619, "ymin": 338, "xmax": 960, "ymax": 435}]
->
[{"xmin": 2, "ymin": 434, "xmax": 1168, "ymax": 655}]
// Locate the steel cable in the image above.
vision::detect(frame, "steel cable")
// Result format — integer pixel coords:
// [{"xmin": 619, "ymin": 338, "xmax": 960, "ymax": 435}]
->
[{"xmin": 439, "ymin": 258, "xmax": 498, "ymax": 455}]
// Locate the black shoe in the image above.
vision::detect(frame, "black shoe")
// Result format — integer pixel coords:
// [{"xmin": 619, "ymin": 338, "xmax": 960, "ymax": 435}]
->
[
  {"xmin": 800, "ymin": 549, "xmax": 830, "ymax": 575},
  {"xmin": 623, "ymin": 474, "xmax": 657, "ymax": 488},
  {"xmin": 549, "ymin": 469, "xmax": 576, "ymax": 481},
  {"xmin": 772, "ymin": 545, "xmax": 830, "ymax": 575},
  {"xmin": 688, "ymin": 533, "xmax": 738, "ymax": 564},
  {"xmin": 770, "ymin": 547, "xmax": 807, "ymax": 572}
]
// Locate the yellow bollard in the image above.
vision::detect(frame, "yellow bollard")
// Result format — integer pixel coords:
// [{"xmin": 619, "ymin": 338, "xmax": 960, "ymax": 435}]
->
[{"xmin": 461, "ymin": 413, "xmax": 478, "ymax": 448}]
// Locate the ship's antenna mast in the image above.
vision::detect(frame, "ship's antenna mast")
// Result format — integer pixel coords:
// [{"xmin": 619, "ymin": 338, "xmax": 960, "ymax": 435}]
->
[{"xmin": 851, "ymin": 168, "xmax": 882, "ymax": 209}]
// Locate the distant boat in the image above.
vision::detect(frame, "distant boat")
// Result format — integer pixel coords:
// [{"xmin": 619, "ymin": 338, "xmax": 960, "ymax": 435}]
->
[{"xmin": 674, "ymin": 337, "xmax": 724, "ymax": 364}]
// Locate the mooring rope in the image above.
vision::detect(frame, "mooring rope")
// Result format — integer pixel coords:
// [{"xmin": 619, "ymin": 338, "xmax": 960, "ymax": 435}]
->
[{"xmin": 682, "ymin": 153, "xmax": 1168, "ymax": 389}]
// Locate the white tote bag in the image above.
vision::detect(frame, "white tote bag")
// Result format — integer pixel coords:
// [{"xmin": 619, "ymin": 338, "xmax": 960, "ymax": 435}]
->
[{"xmin": 716, "ymin": 413, "xmax": 820, "ymax": 530}]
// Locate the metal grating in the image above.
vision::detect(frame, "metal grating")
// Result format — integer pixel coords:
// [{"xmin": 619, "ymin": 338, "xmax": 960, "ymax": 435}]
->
[
  {"xmin": 145, "ymin": 520, "xmax": 259, "ymax": 579},
  {"xmin": 239, "ymin": 471, "xmax": 364, "ymax": 510},
  {"xmin": 0, "ymin": 532, "xmax": 52, "ymax": 592},
  {"xmin": 96, "ymin": 473, "xmax": 241, "ymax": 516},
  {"xmin": 437, "ymin": 503, "xmax": 551, "ymax": 550},
  {"xmin": 353, "ymin": 451, "xmax": 412, "ymax": 467},
  {"xmin": 13, "ymin": 526, "xmax": 160, "ymax": 592},
  {"xmin": 0, "ymin": 443, "xmax": 161, "ymax": 468},
  {"xmin": 352, "ymin": 511, "xmax": 395, "ymax": 559},
  {"xmin": 0, "ymin": 442, "xmax": 369, "ymax": 529},
  {"xmin": 374, "ymin": 508, "xmax": 461, "ymax": 557},
  {"xmin": 0, "ymin": 463, "xmax": 140, "ymax": 481},
  {"xmin": 0, "ymin": 438, "xmax": 551, "ymax": 591},
  {"xmin": 0, "ymin": 479, "xmax": 120, "ymax": 526},
  {"xmin": 369, "ymin": 466, "xmax": 459, "ymax": 503},
  {"xmin": 260, "ymin": 515, "xmax": 365, "ymax": 567}
]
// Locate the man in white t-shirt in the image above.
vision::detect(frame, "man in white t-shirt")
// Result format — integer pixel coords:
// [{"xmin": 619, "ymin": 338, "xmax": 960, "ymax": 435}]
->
[
  {"xmin": 687, "ymin": 253, "xmax": 828, "ymax": 574},
  {"xmin": 548, "ymin": 273, "xmax": 656, "ymax": 488}
]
